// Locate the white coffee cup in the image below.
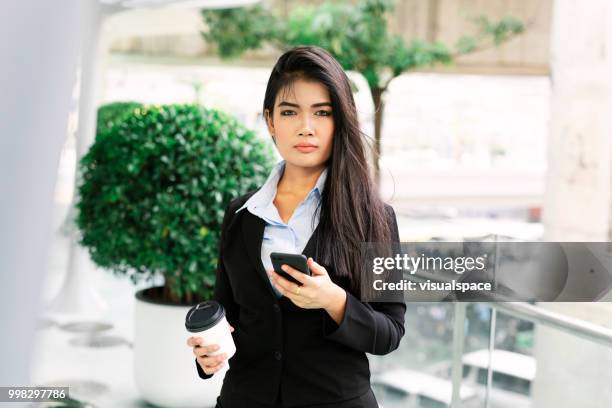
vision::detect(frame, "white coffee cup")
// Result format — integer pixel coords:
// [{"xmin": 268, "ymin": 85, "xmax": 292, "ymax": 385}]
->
[{"xmin": 185, "ymin": 301, "xmax": 236, "ymax": 359}]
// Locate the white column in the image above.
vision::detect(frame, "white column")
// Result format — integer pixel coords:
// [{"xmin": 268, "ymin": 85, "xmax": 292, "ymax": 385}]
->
[
  {"xmin": 543, "ymin": 0, "xmax": 612, "ymax": 241},
  {"xmin": 535, "ymin": 1, "xmax": 612, "ymax": 407},
  {"xmin": 0, "ymin": 0, "xmax": 82, "ymax": 387},
  {"xmin": 47, "ymin": 0, "xmax": 113, "ymax": 316}
]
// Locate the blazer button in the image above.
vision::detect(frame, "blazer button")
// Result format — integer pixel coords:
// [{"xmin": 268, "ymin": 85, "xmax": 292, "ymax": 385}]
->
[
  {"xmin": 273, "ymin": 304, "xmax": 280, "ymax": 311},
  {"xmin": 274, "ymin": 351, "xmax": 282, "ymax": 360}
]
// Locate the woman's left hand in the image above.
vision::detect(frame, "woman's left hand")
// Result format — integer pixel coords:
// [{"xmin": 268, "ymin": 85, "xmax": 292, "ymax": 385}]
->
[{"xmin": 267, "ymin": 257, "xmax": 344, "ymax": 310}]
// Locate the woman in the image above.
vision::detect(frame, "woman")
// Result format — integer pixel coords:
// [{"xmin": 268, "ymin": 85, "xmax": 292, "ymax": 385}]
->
[{"xmin": 186, "ymin": 46, "xmax": 406, "ymax": 408}]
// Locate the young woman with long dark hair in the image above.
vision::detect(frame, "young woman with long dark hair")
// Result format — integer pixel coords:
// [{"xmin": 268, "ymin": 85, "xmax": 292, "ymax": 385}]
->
[{"xmin": 187, "ymin": 46, "xmax": 406, "ymax": 408}]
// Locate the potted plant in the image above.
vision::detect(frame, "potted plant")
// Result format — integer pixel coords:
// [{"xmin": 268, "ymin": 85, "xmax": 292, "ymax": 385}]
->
[{"xmin": 75, "ymin": 103, "xmax": 273, "ymax": 407}]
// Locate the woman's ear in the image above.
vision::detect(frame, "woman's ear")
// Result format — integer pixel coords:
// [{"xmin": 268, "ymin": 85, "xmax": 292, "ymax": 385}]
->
[
  {"xmin": 264, "ymin": 109, "xmax": 274, "ymax": 130},
  {"xmin": 264, "ymin": 109, "xmax": 276, "ymax": 145}
]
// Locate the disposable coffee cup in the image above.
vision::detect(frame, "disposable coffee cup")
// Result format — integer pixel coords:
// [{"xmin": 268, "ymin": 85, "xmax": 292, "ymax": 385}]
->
[{"xmin": 185, "ymin": 301, "xmax": 236, "ymax": 359}]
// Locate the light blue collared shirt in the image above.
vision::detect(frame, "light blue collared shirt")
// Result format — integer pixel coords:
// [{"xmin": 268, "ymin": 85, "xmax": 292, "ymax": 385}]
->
[{"xmin": 236, "ymin": 160, "xmax": 327, "ymax": 298}]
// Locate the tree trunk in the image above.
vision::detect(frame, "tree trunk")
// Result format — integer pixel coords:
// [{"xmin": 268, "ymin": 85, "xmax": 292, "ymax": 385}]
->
[
  {"xmin": 370, "ymin": 86, "xmax": 385, "ymax": 187},
  {"xmin": 163, "ymin": 276, "xmax": 181, "ymax": 303}
]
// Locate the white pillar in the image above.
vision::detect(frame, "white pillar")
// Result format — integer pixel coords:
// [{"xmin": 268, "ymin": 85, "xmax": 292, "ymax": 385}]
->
[
  {"xmin": 47, "ymin": 0, "xmax": 114, "ymax": 317},
  {"xmin": 535, "ymin": 1, "xmax": 612, "ymax": 407},
  {"xmin": 0, "ymin": 0, "xmax": 82, "ymax": 387},
  {"xmin": 543, "ymin": 0, "xmax": 612, "ymax": 241}
]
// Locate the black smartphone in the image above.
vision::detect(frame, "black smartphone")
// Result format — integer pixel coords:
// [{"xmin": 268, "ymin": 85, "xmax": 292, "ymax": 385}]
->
[{"xmin": 270, "ymin": 252, "xmax": 310, "ymax": 286}]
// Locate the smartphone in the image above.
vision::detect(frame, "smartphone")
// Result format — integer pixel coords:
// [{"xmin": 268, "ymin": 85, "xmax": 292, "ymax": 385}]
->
[{"xmin": 270, "ymin": 252, "xmax": 310, "ymax": 286}]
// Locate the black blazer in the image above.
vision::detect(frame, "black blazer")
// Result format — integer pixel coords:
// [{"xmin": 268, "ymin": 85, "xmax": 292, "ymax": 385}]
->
[{"xmin": 196, "ymin": 191, "xmax": 406, "ymax": 407}]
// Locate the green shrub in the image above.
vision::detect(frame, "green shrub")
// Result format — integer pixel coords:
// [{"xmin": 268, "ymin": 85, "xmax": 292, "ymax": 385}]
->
[{"xmin": 76, "ymin": 104, "xmax": 274, "ymax": 304}]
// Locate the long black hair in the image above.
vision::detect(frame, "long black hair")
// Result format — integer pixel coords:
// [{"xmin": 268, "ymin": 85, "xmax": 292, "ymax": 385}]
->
[{"xmin": 263, "ymin": 46, "xmax": 392, "ymax": 298}]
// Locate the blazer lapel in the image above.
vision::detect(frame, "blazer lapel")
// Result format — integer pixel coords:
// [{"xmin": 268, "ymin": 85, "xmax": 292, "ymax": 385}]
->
[
  {"xmin": 301, "ymin": 226, "xmax": 317, "ymax": 260},
  {"xmin": 241, "ymin": 210, "xmax": 278, "ymax": 299}
]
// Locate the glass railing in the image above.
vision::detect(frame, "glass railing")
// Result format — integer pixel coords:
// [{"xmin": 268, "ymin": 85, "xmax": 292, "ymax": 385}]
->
[{"xmin": 369, "ymin": 302, "xmax": 612, "ymax": 408}]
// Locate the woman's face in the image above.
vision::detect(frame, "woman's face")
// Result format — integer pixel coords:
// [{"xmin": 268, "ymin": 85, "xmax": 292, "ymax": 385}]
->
[{"xmin": 265, "ymin": 78, "xmax": 334, "ymax": 170}]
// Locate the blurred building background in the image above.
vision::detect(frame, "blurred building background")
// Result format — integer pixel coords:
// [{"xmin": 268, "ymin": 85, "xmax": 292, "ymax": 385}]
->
[{"xmin": 110, "ymin": 0, "xmax": 552, "ymax": 74}]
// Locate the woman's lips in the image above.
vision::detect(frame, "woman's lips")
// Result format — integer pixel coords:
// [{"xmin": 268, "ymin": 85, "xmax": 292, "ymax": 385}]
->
[{"xmin": 294, "ymin": 144, "xmax": 318, "ymax": 153}]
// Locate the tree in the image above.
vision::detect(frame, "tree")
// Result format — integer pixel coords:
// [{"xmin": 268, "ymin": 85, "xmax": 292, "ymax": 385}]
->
[{"xmin": 202, "ymin": 0, "xmax": 526, "ymax": 183}]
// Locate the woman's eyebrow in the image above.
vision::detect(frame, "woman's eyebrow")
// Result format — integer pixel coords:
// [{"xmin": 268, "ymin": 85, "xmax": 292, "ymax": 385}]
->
[{"xmin": 278, "ymin": 101, "xmax": 332, "ymax": 108}]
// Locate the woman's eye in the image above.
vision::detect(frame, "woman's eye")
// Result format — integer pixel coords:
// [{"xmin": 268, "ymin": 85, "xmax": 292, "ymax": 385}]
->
[{"xmin": 280, "ymin": 110, "xmax": 331, "ymax": 116}]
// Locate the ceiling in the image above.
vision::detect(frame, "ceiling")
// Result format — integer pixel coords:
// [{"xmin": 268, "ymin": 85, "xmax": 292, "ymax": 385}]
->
[{"xmin": 100, "ymin": 0, "xmax": 260, "ymax": 10}]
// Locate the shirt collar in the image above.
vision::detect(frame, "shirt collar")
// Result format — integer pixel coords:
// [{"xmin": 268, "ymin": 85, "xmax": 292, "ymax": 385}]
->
[{"xmin": 236, "ymin": 160, "xmax": 328, "ymax": 214}]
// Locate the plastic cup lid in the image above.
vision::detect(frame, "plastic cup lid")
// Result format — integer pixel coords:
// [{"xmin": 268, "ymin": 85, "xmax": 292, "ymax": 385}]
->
[{"xmin": 185, "ymin": 300, "xmax": 225, "ymax": 332}]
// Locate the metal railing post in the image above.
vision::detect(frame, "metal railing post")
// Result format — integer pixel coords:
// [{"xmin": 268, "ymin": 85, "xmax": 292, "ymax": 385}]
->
[
  {"xmin": 450, "ymin": 302, "xmax": 467, "ymax": 407},
  {"xmin": 485, "ymin": 307, "xmax": 497, "ymax": 408}
]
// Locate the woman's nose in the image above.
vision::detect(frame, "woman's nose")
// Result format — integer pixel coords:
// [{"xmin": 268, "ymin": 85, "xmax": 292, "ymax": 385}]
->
[{"xmin": 298, "ymin": 117, "xmax": 314, "ymax": 136}]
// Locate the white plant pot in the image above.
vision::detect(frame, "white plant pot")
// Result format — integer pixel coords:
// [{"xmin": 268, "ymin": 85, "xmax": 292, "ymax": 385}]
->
[{"xmin": 134, "ymin": 287, "xmax": 227, "ymax": 408}]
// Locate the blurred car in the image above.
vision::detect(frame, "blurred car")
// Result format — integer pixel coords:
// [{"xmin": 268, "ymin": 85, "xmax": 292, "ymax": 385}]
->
[{"xmin": 461, "ymin": 349, "xmax": 535, "ymax": 408}]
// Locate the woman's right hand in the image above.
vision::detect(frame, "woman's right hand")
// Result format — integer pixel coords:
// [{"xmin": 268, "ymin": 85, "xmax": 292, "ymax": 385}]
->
[{"xmin": 187, "ymin": 325, "xmax": 234, "ymax": 375}]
